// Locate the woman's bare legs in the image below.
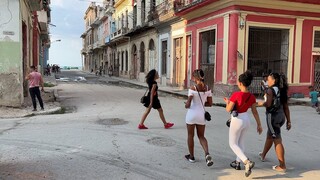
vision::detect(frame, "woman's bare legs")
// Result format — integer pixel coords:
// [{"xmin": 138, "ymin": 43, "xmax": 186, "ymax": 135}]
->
[
  {"xmin": 274, "ymin": 138, "xmax": 286, "ymax": 169},
  {"xmin": 186, "ymin": 124, "xmax": 196, "ymax": 157},
  {"xmin": 260, "ymin": 135, "xmax": 273, "ymax": 160},
  {"xmin": 196, "ymin": 125, "xmax": 209, "ymax": 155},
  {"xmin": 157, "ymin": 108, "xmax": 168, "ymax": 125},
  {"xmin": 139, "ymin": 107, "xmax": 151, "ymax": 125}
]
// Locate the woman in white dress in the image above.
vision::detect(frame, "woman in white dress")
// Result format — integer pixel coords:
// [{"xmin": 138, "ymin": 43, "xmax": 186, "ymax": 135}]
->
[{"xmin": 184, "ymin": 69, "xmax": 213, "ymax": 166}]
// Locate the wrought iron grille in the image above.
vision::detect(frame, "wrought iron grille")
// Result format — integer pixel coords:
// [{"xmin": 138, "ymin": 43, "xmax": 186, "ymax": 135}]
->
[
  {"xmin": 314, "ymin": 57, "xmax": 320, "ymax": 91},
  {"xmin": 201, "ymin": 64, "xmax": 215, "ymax": 91},
  {"xmin": 248, "ymin": 27, "xmax": 289, "ymax": 95}
]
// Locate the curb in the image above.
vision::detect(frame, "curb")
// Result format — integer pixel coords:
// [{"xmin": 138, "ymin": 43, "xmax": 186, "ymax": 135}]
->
[{"xmin": 23, "ymin": 107, "xmax": 63, "ymax": 117}]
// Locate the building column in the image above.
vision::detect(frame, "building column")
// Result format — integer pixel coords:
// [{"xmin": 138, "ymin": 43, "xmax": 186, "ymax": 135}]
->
[
  {"xmin": 293, "ymin": 18, "xmax": 304, "ymax": 84},
  {"xmin": 222, "ymin": 14, "xmax": 230, "ymax": 84},
  {"xmin": 237, "ymin": 13, "xmax": 247, "ymax": 79}
]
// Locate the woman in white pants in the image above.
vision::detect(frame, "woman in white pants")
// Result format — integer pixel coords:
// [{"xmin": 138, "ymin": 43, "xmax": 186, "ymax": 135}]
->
[{"xmin": 224, "ymin": 71, "xmax": 263, "ymax": 177}]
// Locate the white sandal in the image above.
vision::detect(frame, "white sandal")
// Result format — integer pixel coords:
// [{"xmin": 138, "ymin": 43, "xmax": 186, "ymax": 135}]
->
[{"xmin": 258, "ymin": 152, "xmax": 265, "ymax": 162}]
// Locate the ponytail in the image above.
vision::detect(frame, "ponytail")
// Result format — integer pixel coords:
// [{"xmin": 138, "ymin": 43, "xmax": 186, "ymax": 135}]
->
[{"xmin": 279, "ymin": 73, "xmax": 289, "ymax": 103}]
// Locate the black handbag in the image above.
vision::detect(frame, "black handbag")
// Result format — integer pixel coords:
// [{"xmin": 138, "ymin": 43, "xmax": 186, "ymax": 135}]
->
[
  {"xmin": 195, "ymin": 86, "xmax": 211, "ymax": 121},
  {"xmin": 140, "ymin": 89, "xmax": 148, "ymax": 104}
]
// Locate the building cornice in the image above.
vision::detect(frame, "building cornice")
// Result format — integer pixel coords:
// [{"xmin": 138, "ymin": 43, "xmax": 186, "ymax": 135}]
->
[{"xmin": 176, "ymin": 0, "xmax": 320, "ymax": 20}]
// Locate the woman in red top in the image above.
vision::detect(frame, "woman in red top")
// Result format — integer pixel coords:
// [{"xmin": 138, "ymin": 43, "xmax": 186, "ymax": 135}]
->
[{"xmin": 224, "ymin": 71, "xmax": 263, "ymax": 177}]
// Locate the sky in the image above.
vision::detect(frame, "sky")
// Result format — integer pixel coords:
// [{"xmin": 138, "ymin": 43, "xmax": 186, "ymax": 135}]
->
[{"xmin": 49, "ymin": 0, "xmax": 102, "ymax": 67}]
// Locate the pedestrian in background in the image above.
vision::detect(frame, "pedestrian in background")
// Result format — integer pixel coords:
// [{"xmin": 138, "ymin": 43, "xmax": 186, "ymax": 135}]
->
[
  {"xmin": 184, "ymin": 69, "xmax": 213, "ymax": 167},
  {"xmin": 261, "ymin": 73, "xmax": 268, "ymax": 94},
  {"xmin": 258, "ymin": 73, "xmax": 291, "ymax": 173},
  {"xmin": 108, "ymin": 65, "xmax": 113, "ymax": 77},
  {"xmin": 26, "ymin": 65, "xmax": 45, "ymax": 111},
  {"xmin": 223, "ymin": 70, "xmax": 263, "ymax": 177},
  {"xmin": 138, "ymin": 69, "xmax": 174, "ymax": 129},
  {"xmin": 308, "ymin": 86, "xmax": 320, "ymax": 113}
]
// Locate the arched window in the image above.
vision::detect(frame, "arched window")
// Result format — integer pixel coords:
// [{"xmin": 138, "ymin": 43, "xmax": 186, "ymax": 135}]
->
[
  {"xmin": 149, "ymin": 39, "xmax": 155, "ymax": 69},
  {"xmin": 125, "ymin": 50, "xmax": 128, "ymax": 71},
  {"xmin": 140, "ymin": 42, "xmax": 145, "ymax": 72},
  {"xmin": 121, "ymin": 51, "xmax": 124, "ymax": 71}
]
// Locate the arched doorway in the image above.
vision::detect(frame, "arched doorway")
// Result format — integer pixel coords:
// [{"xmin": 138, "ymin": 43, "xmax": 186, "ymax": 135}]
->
[
  {"xmin": 131, "ymin": 44, "xmax": 137, "ymax": 79},
  {"xmin": 149, "ymin": 39, "xmax": 155, "ymax": 71},
  {"xmin": 140, "ymin": 42, "xmax": 145, "ymax": 72}
]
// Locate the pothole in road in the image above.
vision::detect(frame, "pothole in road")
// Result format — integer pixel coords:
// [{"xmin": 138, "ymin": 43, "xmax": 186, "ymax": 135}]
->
[
  {"xmin": 147, "ymin": 137, "xmax": 176, "ymax": 147},
  {"xmin": 52, "ymin": 106, "xmax": 77, "ymax": 114},
  {"xmin": 97, "ymin": 118, "xmax": 128, "ymax": 126}
]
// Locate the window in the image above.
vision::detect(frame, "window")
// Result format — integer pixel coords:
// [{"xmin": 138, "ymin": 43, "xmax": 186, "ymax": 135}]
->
[
  {"xmin": 161, "ymin": 40, "xmax": 167, "ymax": 75},
  {"xmin": 248, "ymin": 27, "xmax": 289, "ymax": 76},
  {"xmin": 133, "ymin": 5, "xmax": 137, "ymax": 28},
  {"xmin": 314, "ymin": 30, "xmax": 320, "ymax": 48},
  {"xmin": 140, "ymin": 42, "xmax": 145, "ymax": 72},
  {"xmin": 122, "ymin": 13, "xmax": 124, "ymax": 29},
  {"xmin": 125, "ymin": 51, "xmax": 128, "ymax": 71},
  {"xmin": 199, "ymin": 29, "xmax": 216, "ymax": 64},
  {"xmin": 141, "ymin": 0, "xmax": 145, "ymax": 23},
  {"xmin": 125, "ymin": 10, "xmax": 128, "ymax": 29},
  {"xmin": 121, "ymin": 51, "xmax": 124, "ymax": 71}
]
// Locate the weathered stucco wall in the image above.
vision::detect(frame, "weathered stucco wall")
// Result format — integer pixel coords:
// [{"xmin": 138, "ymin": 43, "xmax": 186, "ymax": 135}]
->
[{"xmin": 0, "ymin": 0, "xmax": 23, "ymax": 107}]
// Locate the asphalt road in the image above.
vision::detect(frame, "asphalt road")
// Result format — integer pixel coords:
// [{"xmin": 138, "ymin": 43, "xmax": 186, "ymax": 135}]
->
[{"xmin": 0, "ymin": 70, "xmax": 319, "ymax": 180}]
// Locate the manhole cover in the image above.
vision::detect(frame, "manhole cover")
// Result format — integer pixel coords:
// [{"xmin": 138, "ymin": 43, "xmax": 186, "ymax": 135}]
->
[
  {"xmin": 147, "ymin": 137, "xmax": 176, "ymax": 147},
  {"xmin": 97, "ymin": 118, "xmax": 128, "ymax": 125}
]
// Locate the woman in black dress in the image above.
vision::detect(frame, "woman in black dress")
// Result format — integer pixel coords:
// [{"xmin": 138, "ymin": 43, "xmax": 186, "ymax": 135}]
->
[{"xmin": 139, "ymin": 69, "xmax": 174, "ymax": 129}]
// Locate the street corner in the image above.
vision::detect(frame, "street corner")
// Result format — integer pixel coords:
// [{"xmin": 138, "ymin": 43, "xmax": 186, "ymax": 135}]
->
[
  {"xmin": 0, "ymin": 106, "xmax": 30, "ymax": 119},
  {"xmin": 25, "ymin": 101, "xmax": 63, "ymax": 117},
  {"xmin": 0, "ymin": 102, "xmax": 63, "ymax": 119}
]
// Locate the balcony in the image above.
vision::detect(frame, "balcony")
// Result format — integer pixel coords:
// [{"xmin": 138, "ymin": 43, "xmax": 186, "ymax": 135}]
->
[
  {"xmin": 38, "ymin": 10, "xmax": 48, "ymax": 34},
  {"xmin": 88, "ymin": 44, "xmax": 93, "ymax": 50},
  {"xmin": 28, "ymin": 0, "xmax": 43, "ymax": 11},
  {"xmin": 174, "ymin": 0, "xmax": 206, "ymax": 12},
  {"xmin": 156, "ymin": 0, "xmax": 175, "ymax": 22},
  {"xmin": 93, "ymin": 41, "xmax": 102, "ymax": 49},
  {"xmin": 111, "ymin": 27, "xmax": 128, "ymax": 39},
  {"xmin": 90, "ymin": 17, "xmax": 101, "ymax": 27},
  {"xmin": 105, "ymin": 5, "xmax": 115, "ymax": 15},
  {"xmin": 81, "ymin": 48, "xmax": 87, "ymax": 55}
]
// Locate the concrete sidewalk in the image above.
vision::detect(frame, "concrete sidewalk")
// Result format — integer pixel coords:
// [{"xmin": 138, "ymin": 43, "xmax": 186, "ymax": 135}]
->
[
  {"xmin": 0, "ymin": 75, "xmax": 62, "ymax": 119},
  {"xmin": 109, "ymin": 75, "xmax": 311, "ymax": 107}
]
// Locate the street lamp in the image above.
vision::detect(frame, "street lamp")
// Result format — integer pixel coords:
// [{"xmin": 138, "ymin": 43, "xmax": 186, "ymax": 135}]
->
[{"xmin": 50, "ymin": 39, "xmax": 61, "ymax": 44}]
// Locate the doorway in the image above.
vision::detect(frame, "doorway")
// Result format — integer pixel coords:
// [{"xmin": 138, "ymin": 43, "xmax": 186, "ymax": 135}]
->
[
  {"xmin": 248, "ymin": 27, "xmax": 289, "ymax": 94},
  {"xmin": 314, "ymin": 56, "xmax": 320, "ymax": 91},
  {"xmin": 131, "ymin": 44, "xmax": 137, "ymax": 79},
  {"xmin": 173, "ymin": 37, "xmax": 183, "ymax": 87}
]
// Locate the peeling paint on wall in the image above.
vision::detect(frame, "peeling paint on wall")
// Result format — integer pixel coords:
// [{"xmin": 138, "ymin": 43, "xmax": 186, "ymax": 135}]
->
[{"xmin": 0, "ymin": 73, "xmax": 22, "ymax": 107}]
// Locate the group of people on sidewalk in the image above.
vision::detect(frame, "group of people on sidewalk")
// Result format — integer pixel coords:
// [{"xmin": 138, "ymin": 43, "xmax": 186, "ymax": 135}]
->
[{"xmin": 139, "ymin": 69, "xmax": 291, "ymax": 177}]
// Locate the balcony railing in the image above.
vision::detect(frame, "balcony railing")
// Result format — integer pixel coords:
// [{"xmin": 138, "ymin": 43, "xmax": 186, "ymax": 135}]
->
[
  {"xmin": 112, "ymin": 27, "xmax": 128, "ymax": 39},
  {"xmin": 156, "ymin": 0, "xmax": 175, "ymax": 22},
  {"xmin": 93, "ymin": 41, "xmax": 101, "ymax": 49},
  {"xmin": 174, "ymin": 0, "xmax": 206, "ymax": 12}
]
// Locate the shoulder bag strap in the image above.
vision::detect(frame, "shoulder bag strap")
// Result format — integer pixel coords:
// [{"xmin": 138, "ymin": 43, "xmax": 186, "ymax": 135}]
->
[
  {"xmin": 143, "ymin": 88, "xmax": 148, "ymax": 96},
  {"xmin": 237, "ymin": 93, "xmax": 252, "ymax": 112},
  {"xmin": 195, "ymin": 85, "xmax": 206, "ymax": 112}
]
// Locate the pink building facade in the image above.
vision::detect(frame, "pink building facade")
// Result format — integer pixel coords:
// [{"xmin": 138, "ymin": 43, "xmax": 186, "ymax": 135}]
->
[{"xmin": 175, "ymin": 0, "xmax": 320, "ymax": 96}]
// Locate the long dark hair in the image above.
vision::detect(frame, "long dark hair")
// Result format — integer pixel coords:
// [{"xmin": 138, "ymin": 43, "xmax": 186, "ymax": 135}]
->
[
  {"xmin": 146, "ymin": 69, "xmax": 157, "ymax": 85},
  {"xmin": 238, "ymin": 70, "xmax": 253, "ymax": 87},
  {"xmin": 269, "ymin": 72, "xmax": 289, "ymax": 103}
]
